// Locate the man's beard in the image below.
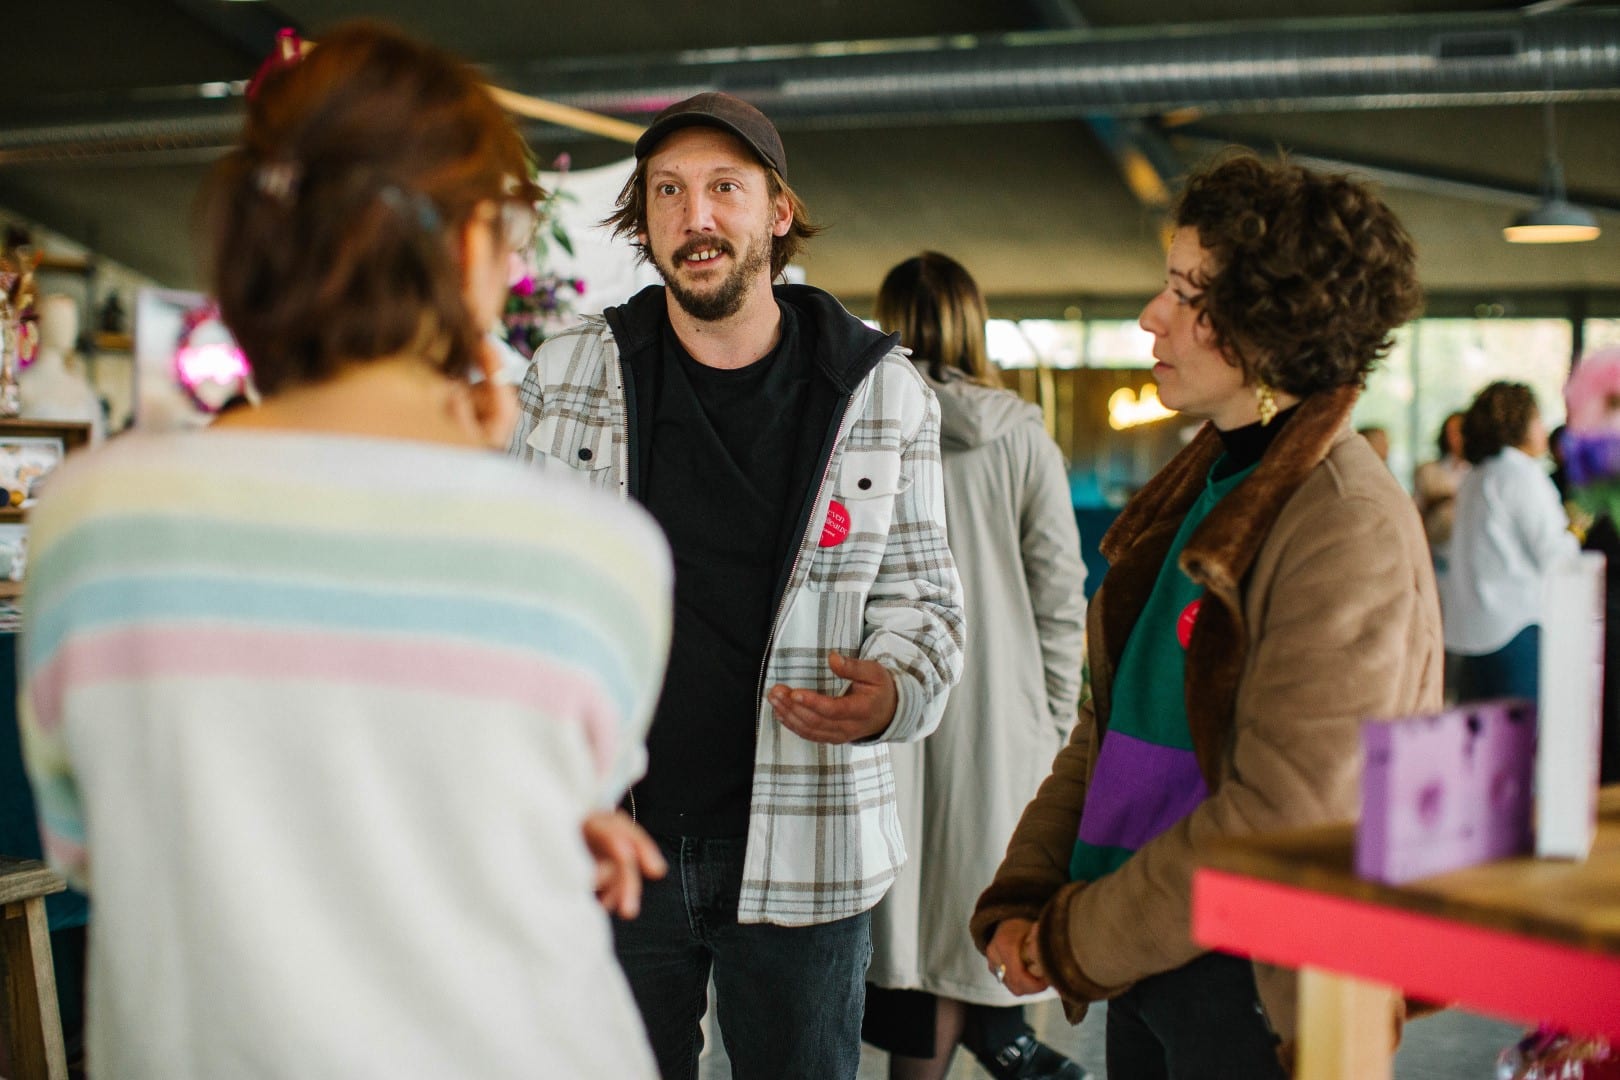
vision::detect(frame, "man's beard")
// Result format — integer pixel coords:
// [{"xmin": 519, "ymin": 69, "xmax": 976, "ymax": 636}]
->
[{"xmin": 654, "ymin": 230, "xmax": 774, "ymax": 323}]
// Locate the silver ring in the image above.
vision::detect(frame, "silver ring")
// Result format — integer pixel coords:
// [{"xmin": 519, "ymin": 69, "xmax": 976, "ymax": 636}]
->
[{"xmin": 995, "ymin": 963, "xmax": 1007, "ymax": 984}]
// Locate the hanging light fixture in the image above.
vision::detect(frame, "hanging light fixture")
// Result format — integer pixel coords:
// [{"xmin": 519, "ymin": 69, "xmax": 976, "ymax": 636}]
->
[{"xmin": 1504, "ymin": 97, "xmax": 1600, "ymax": 244}]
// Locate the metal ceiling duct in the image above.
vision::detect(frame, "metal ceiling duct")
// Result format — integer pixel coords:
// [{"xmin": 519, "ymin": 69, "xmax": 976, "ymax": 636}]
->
[
  {"xmin": 2, "ymin": 9, "xmax": 1618, "ymax": 163},
  {"xmin": 532, "ymin": 9, "xmax": 1620, "ymax": 127}
]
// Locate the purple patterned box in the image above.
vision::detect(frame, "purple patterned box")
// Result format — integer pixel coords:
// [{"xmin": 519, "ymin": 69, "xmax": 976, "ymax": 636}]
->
[{"xmin": 1357, "ymin": 700, "xmax": 1537, "ymax": 885}]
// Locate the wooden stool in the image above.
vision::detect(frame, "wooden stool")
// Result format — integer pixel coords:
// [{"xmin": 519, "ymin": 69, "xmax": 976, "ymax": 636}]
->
[{"xmin": 0, "ymin": 856, "xmax": 67, "ymax": 1080}]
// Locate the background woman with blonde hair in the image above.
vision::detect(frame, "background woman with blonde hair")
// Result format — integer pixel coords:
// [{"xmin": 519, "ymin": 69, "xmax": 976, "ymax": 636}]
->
[{"xmin": 865, "ymin": 252, "xmax": 1089, "ymax": 1080}]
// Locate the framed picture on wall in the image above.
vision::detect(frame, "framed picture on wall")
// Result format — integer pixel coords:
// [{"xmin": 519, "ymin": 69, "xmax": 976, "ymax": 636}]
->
[
  {"xmin": 0, "ymin": 523, "xmax": 26, "ymax": 582},
  {"xmin": 0, "ymin": 435, "xmax": 64, "ymax": 510},
  {"xmin": 0, "ymin": 419, "xmax": 90, "ymax": 597},
  {"xmin": 0, "ymin": 419, "xmax": 91, "ymax": 526}
]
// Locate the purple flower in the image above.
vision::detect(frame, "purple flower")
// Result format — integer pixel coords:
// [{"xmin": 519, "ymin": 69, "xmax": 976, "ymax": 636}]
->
[
  {"xmin": 1565, "ymin": 431, "xmax": 1620, "ymax": 487},
  {"xmin": 511, "ymin": 275, "xmax": 537, "ymax": 297}
]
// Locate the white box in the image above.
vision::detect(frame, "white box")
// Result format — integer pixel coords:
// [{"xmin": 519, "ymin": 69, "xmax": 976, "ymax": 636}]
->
[{"xmin": 1536, "ymin": 551, "xmax": 1607, "ymax": 859}]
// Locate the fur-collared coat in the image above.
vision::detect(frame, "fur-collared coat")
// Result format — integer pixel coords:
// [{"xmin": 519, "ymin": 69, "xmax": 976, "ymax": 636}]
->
[{"xmin": 970, "ymin": 386, "xmax": 1443, "ymax": 1048}]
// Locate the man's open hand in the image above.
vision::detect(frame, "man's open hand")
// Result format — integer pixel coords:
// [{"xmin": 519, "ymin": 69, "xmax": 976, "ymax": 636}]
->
[{"xmin": 768, "ymin": 651, "xmax": 897, "ymax": 744}]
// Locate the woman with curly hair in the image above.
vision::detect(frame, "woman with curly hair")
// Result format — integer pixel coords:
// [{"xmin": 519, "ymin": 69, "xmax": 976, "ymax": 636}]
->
[
  {"xmin": 1445, "ymin": 381, "xmax": 1576, "ymax": 701},
  {"xmin": 970, "ymin": 153, "xmax": 1440, "ymax": 1077}
]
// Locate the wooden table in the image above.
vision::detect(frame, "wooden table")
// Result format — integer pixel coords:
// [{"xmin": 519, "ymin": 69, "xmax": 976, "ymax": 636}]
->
[
  {"xmin": 0, "ymin": 856, "xmax": 67, "ymax": 1080},
  {"xmin": 1192, "ymin": 785, "xmax": 1620, "ymax": 1080}
]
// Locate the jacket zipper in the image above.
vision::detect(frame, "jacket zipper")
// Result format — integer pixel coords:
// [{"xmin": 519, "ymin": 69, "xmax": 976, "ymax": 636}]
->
[
  {"xmin": 615, "ymin": 359, "xmax": 631, "ymax": 500},
  {"xmin": 753, "ymin": 394, "xmax": 860, "ymax": 727},
  {"xmin": 612, "ymin": 341, "xmax": 639, "ymax": 823}
]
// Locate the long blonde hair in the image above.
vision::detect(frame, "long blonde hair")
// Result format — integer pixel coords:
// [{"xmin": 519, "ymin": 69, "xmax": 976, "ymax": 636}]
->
[{"xmin": 875, "ymin": 252, "xmax": 999, "ymax": 388}]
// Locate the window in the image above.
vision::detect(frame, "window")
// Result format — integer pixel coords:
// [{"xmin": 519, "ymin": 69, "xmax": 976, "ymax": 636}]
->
[
  {"xmin": 1360, "ymin": 319, "xmax": 1572, "ymax": 491},
  {"xmin": 1584, "ymin": 319, "xmax": 1620, "ymax": 354}
]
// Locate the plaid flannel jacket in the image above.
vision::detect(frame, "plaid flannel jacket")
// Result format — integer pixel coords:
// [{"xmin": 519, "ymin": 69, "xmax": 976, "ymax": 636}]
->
[{"xmin": 509, "ymin": 309, "xmax": 965, "ymax": 925}]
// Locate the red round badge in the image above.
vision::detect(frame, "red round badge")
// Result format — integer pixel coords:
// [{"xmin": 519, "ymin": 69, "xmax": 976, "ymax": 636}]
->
[
  {"xmin": 1176, "ymin": 598, "xmax": 1202, "ymax": 650},
  {"xmin": 820, "ymin": 500, "xmax": 851, "ymax": 547}
]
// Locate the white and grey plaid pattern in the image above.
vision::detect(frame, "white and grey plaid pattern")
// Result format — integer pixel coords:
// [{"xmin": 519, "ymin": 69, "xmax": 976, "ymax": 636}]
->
[{"xmin": 511, "ymin": 317, "xmax": 964, "ymax": 926}]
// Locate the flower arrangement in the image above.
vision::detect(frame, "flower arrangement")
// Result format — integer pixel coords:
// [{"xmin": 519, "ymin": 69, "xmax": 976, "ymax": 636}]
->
[
  {"xmin": 504, "ymin": 154, "xmax": 587, "ymax": 359},
  {"xmin": 1561, "ymin": 345, "xmax": 1620, "ymax": 527},
  {"xmin": 0, "ymin": 226, "xmax": 42, "ymax": 416}
]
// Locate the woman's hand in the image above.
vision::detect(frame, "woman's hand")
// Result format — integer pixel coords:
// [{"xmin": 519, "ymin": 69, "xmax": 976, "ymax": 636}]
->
[
  {"xmin": 581, "ymin": 810, "xmax": 667, "ymax": 919},
  {"xmin": 985, "ymin": 917, "xmax": 1051, "ymax": 996}
]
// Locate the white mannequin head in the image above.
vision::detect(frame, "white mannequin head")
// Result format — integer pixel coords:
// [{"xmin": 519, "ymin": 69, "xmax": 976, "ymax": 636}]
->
[{"xmin": 37, "ymin": 294, "xmax": 79, "ymax": 358}]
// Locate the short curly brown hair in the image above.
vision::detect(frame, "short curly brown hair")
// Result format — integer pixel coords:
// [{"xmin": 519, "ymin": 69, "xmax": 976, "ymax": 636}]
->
[
  {"xmin": 1173, "ymin": 153, "xmax": 1423, "ymax": 397},
  {"xmin": 1462, "ymin": 381, "xmax": 1539, "ymax": 465}
]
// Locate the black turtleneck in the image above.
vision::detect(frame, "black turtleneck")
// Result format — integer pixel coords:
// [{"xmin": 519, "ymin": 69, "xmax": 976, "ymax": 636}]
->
[{"xmin": 1211, "ymin": 404, "xmax": 1300, "ymax": 481}]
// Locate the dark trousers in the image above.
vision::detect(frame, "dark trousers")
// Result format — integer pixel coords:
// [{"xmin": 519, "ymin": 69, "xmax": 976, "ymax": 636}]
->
[
  {"xmin": 1457, "ymin": 624, "xmax": 1540, "ymax": 703},
  {"xmin": 863, "ymin": 984, "xmax": 1028, "ymax": 1059},
  {"xmin": 612, "ymin": 834, "xmax": 872, "ymax": 1080},
  {"xmin": 1105, "ymin": 952, "xmax": 1287, "ymax": 1080}
]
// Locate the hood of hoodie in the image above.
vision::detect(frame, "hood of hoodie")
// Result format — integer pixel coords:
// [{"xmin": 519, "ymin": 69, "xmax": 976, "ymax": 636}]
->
[
  {"xmin": 916, "ymin": 363, "xmax": 1043, "ymax": 450},
  {"xmin": 603, "ymin": 282, "xmax": 898, "ymax": 394}
]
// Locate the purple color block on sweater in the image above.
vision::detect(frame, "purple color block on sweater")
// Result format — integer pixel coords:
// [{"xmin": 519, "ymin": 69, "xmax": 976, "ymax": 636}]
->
[{"xmin": 1078, "ymin": 731, "xmax": 1209, "ymax": 851}]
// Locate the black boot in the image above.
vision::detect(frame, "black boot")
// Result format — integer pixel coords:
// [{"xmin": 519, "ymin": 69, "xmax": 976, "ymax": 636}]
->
[{"xmin": 975, "ymin": 1032, "xmax": 1088, "ymax": 1080}]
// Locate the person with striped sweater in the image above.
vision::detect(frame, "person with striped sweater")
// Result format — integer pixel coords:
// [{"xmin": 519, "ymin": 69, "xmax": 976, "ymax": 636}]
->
[{"xmin": 19, "ymin": 23, "xmax": 672, "ymax": 1079}]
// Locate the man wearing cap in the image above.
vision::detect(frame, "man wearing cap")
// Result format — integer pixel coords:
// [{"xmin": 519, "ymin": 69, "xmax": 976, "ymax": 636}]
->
[{"xmin": 509, "ymin": 92, "xmax": 964, "ymax": 1078}]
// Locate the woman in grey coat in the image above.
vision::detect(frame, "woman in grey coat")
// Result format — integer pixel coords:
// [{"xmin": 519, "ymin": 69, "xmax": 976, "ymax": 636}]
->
[{"xmin": 864, "ymin": 253, "xmax": 1089, "ymax": 1080}]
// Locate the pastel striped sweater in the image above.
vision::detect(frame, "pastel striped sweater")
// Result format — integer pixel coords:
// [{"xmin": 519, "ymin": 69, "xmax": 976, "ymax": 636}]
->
[{"xmin": 19, "ymin": 430, "xmax": 672, "ymax": 1079}]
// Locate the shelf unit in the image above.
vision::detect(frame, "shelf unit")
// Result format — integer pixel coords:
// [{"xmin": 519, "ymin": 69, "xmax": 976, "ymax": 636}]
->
[{"xmin": 0, "ymin": 419, "xmax": 93, "ymax": 595}]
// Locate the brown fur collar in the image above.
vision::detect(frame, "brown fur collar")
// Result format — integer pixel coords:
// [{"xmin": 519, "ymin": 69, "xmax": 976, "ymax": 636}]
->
[{"xmin": 1090, "ymin": 386, "xmax": 1359, "ymax": 788}]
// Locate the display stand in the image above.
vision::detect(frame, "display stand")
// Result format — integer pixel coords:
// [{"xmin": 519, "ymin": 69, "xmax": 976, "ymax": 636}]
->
[
  {"xmin": 0, "ymin": 857, "xmax": 68, "ymax": 1080},
  {"xmin": 1192, "ymin": 785, "xmax": 1620, "ymax": 1080}
]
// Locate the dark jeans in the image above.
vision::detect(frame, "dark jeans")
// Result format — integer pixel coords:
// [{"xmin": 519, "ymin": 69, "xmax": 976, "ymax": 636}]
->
[
  {"xmin": 612, "ymin": 834, "xmax": 873, "ymax": 1080},
  {"xmin": 1105, "ymin": 951, "xmax": 1287, "ymax": 1080},
  {"xmin": 1457, "ymin": 624, "xmax": 1540, "ymax": 703}
]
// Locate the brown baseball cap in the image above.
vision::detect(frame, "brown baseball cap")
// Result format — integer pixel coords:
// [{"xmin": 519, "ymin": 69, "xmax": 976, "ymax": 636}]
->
[{"xmin": 634, "ymin": 92, "xmax": 787, "ymax": 178}]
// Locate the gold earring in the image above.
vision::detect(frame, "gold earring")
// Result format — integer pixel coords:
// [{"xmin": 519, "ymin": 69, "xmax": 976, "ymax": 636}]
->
[{"xmin": 1255, "ymin": 382, "xmax": 1278, "ymax": 427}]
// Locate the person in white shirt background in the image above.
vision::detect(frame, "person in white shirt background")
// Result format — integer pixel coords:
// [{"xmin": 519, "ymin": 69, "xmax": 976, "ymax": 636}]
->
[{"xmin": 1444, "ymin": 380, "xmax": 1578, "ymax": 701}]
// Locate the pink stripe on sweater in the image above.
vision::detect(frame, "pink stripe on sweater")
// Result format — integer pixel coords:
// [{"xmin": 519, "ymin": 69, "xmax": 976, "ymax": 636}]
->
[
  {"xmin": 30, "ymin": 626, "xmax": 622, "ymax": 778},
  {"xmin": 41, "ymin": 832, "xmax": 87, "ymax": 880}
]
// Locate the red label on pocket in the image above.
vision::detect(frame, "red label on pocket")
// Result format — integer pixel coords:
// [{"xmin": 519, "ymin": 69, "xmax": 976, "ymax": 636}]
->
[
  {"xmin": 819, "ymin": 500, "xmax": 851, "ymax": 547},
  {"xmin": 1176, "ymin": 598, "xmax": 1202, "ymax": 650}
]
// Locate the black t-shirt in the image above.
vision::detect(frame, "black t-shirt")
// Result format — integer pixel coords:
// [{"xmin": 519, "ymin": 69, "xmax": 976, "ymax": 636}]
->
[{"xmin": 635, "ymin": 303, "xmax": 813, "ymax": 836}]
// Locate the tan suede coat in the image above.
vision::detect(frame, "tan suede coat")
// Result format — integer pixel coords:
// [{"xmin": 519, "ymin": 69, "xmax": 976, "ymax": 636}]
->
[{"xmin": 970, "ymin": 387, "xmax": 1443, "ymax": 1052}]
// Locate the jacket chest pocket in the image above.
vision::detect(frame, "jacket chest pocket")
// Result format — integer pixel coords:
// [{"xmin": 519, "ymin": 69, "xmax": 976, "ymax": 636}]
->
[
  {"xmin": 808, "ymin": 448, "xmax": 909, "ymax": 591},
  {"xmin": 525, "ymin": 413, "xmax": 618, "ymax": 489}
]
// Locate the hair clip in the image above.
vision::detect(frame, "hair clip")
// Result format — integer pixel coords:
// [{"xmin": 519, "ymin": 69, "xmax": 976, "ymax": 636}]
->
[
  {"xmin": 254, "ymin": 161, "xmax": 301, "ymax": 204},
  {"xmin": 247, "ymin": 28, "xmax": 308, "ymax": 102}
]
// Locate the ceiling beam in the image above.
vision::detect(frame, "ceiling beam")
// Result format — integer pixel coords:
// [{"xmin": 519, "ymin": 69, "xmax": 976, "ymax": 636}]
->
[
  {"xmin": 1170, "ymin": 126, "xmax": 1620, "ymax": 214},
  {"xmin": 1018, "ymin": 0, "xmax": 1180, "ymax": 209}
]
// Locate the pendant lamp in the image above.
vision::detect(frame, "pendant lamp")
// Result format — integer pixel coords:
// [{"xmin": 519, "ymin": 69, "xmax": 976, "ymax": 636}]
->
[{"xmin": 1504, "ymin": 98, "xmax": 1600, "ymax": 244}]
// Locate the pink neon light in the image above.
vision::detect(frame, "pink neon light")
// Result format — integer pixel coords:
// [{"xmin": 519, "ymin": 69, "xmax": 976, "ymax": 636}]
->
[{"xmin": 175, "ymin": 341, "xmax": 249, "ymax": 390}]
